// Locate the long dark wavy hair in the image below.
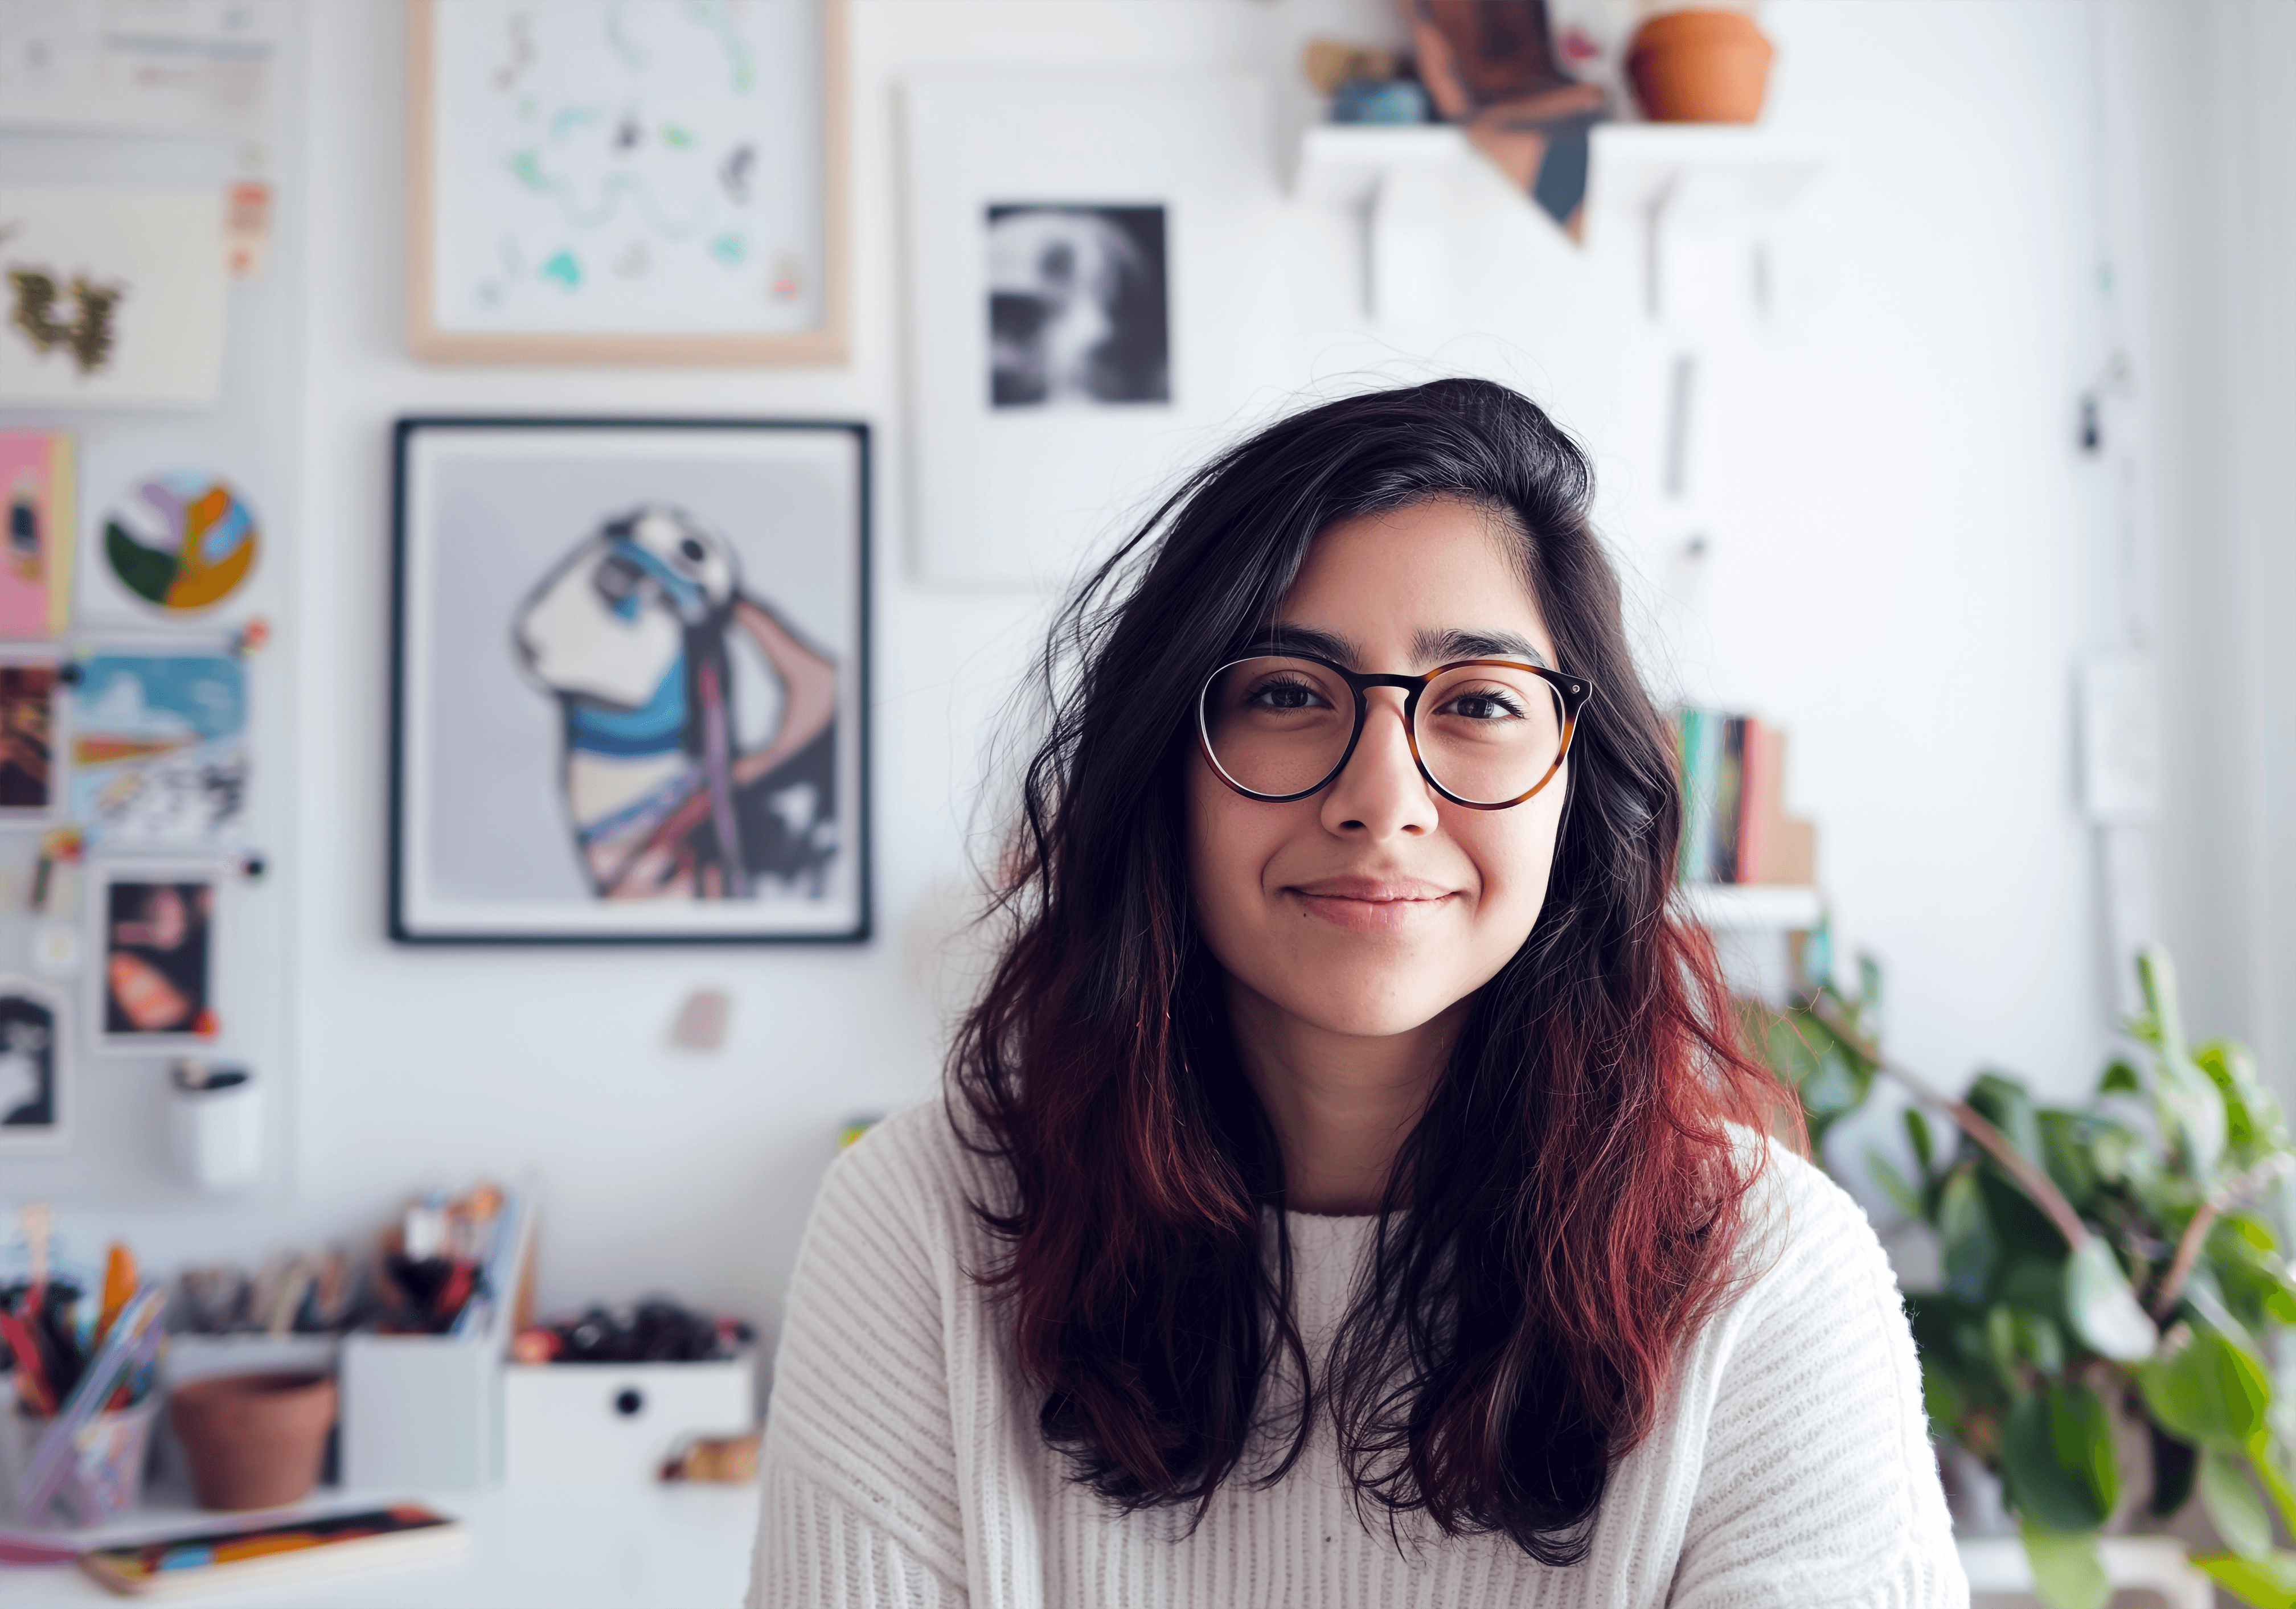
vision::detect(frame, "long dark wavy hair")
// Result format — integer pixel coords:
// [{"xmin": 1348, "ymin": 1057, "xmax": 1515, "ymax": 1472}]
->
[{"xmin": 949, "ymin": 378, "xmax": 1791, "ymax": 1562}]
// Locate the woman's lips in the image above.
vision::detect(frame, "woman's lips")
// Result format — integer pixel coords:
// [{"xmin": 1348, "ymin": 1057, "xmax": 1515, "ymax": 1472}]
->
[{"xmin": 1285, "ymin": 876, "xmax": 1458, "ymax": 933}]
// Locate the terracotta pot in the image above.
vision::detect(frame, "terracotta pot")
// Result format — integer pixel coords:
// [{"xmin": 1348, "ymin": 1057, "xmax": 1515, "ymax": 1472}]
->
[
  {"xmin": 1627, "ymin": 9, "xmax": 1775, "ymax": 124},
  {"xmin": 169, "ymin": 1372, "xmax": 337, "ymax": 1511}
]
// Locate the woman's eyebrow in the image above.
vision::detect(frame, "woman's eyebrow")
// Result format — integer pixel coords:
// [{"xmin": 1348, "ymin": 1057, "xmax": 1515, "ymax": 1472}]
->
[
  {"xmin": 1414, "ymin": 627, "xmax": 1551, "ymax": 668},
  {"xmin": 1260, "ymin": 623, "xmax": 1359, "ymax": 663}
]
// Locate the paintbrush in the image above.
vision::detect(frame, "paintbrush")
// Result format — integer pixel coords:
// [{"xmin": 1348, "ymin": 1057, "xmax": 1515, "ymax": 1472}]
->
[
  {"xmin": 19, "ymin": 1200, "xmax": 51, "ymax": 1317},
  {"xmin": 96, "ymin": 1241, "xmax": 136, "ymax": 1347}
]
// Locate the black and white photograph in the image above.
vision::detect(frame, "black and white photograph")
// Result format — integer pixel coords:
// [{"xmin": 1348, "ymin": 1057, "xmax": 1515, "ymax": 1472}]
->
[
  {"xmin": 0, "ymin": 976, "xmax": 65, "ymax": 1153},
  {"xmin": 392, "ymin": 418, "xmax": 870, "ymax": 943},
  {"xmin": 986, "ymin": 204, "xmax": 1168, "ymax": 408},
  {"xmin": 901, "ymin": 75, "xmax": 1276, "ymax": 586}
]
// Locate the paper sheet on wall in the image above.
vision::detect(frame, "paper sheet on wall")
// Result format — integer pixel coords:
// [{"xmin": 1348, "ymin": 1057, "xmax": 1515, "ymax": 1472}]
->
[
  {"xmin": 0, "ymin": 0, "xmax": 280, "ymax": 138},
  {"xmin": 0, "ymin": 189, "xmax": 229, "ymax": 408}
]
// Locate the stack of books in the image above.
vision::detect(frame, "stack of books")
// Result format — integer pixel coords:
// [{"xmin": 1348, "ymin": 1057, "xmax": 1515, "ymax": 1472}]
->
[{"xmin": 1672, "ymin": 710, "xmax": 1815, "ymax": 885}]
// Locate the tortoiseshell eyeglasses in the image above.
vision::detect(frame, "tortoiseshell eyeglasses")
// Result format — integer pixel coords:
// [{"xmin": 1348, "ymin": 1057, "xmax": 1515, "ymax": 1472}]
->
[{"xmin": 1196, "ymin": 653, "xmax": 1593, "ymax": 810}]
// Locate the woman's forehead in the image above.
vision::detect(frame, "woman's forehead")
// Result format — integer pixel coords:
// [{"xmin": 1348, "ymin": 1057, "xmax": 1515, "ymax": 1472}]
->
[{"xmin": 1275, "ymin": 501, "xmax": 1553, "ymax": 664}]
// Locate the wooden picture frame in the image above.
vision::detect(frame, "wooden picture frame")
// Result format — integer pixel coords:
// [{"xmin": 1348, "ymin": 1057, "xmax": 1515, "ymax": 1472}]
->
[
  {"xmin": 390, "ymin": 417, "xmax": 871, "ymax": 944},
  {"xmin": 407, "ymin": 0, "xmax": 849, "ymax": 365}
]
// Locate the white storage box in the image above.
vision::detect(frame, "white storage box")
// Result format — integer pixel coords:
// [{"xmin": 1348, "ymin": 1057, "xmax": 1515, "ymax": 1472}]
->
[
  {"xmin": 338, "ymin": 1185, "xmax": 539, "ymax": 1490},
  {"xmin": 341, "ymin": 1329, "xmax": 501, "ymax": 1489},
  {"xmin": 503, "ymin": 1354, "xmax": 755, "ymax": 1483}
]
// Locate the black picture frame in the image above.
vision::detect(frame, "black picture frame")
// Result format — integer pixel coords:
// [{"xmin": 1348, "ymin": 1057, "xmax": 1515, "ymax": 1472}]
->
[{"xmin": 389, "ymin": 417, "xmax": 870, "ymax": 944}]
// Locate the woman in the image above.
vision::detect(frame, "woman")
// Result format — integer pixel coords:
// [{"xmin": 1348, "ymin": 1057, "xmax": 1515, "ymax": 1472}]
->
[{"xmin": 753, "ymin": 381, "xmax": 1962, "ymax": 1606}]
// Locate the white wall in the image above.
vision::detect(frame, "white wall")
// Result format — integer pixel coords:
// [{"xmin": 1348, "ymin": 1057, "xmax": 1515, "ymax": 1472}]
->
[{"xmin": 47, "ymin": 0, "xmax": 2176, "ymax": 1340}]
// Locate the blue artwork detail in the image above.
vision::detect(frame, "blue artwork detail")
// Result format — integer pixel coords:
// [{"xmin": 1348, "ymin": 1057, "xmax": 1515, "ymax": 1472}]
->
[
  {"xmin": 566, "ymin": 655, "xmax": 687, "ymax": 757},
  {"xmin": 605, "ymin": 536, "xmax": 706, "ymax": 618}
]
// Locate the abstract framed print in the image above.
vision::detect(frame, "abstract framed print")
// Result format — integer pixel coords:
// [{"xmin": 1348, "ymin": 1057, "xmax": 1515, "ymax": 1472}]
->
[
  {"xmin": 406, "ymin": 0, "xmax": 849, "ymax": 364},
  {"xmin": 391, "ymin": 417, "xmax": 870, "ymax": 943}
]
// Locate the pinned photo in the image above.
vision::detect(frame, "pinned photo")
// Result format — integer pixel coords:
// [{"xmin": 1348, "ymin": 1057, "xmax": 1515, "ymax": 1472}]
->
[
  {"xmin": 0, "ymin": 429, "xmax": 74, "ymax": 636},
  {"xmin": 68, "ymin": 652, "xmax": 249, "ymax": 847},
  {"xmin": 0, "ymin": 976, "xmax": 65, "ymax": 1153},
  {"xmin": 0, "ymin": 662, "xmax": 59, "ymax": 816},
  {"xmin": 96, "ymin": 872, "xmax": 219, "ymax": 1050}
]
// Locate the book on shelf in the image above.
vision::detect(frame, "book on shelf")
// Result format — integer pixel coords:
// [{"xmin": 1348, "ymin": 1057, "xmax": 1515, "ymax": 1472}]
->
[{"xmin": 1672, "ymin": 708, "xmax": 1815, "ymax": 886}]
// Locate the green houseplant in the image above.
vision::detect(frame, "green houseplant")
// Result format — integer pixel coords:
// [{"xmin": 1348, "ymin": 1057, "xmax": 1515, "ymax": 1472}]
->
[{"xmin": 1752, "ymin": 945, "xmax": 2296, "ymax": 1609}]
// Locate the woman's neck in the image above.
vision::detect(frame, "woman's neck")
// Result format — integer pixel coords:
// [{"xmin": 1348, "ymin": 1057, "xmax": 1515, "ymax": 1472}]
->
[{"xmin": 1226, "ymin": 975, "xmax": 1466, "ymax": 1215}]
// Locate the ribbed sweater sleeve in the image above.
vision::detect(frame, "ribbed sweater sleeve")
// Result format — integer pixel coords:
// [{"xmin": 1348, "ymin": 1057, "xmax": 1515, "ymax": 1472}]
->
[
  {"xmin": 1664, "ymin": 1148, "xmax": 1962, "ymax": 1608},
  {"xmin": 750, "ymin": 1111, "xmax": 972, "ymax": 1609}
]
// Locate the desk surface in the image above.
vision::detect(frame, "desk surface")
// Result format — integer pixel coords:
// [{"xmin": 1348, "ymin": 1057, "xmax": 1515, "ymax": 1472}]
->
[{"xmin": 5, "ymin": 1480, "xmax": 760, "ymax": 1608}]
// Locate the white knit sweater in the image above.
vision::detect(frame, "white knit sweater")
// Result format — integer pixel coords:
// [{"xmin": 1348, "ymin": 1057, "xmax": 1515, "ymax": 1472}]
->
[{"xmin": 750, "ymin": 1103, "xmax": 1967, "ymax": 1608}]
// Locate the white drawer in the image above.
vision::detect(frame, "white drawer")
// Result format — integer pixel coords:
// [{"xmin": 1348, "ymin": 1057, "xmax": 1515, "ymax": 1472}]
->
[{"xmin": 502, "ymin": 1354, "xmax": 755, "ymax": 1483}]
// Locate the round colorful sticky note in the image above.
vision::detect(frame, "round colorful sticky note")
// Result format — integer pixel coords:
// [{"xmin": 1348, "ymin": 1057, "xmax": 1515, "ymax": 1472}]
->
[{"xmin": 103, "ymin": 473, "xmax": 260, "ymax": 614}]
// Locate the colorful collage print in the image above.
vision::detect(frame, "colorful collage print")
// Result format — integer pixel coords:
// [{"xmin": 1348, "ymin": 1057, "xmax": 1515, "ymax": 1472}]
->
[{"xmin": 0, "ymin": 428, "xmax": 261, "ymax": 1152}]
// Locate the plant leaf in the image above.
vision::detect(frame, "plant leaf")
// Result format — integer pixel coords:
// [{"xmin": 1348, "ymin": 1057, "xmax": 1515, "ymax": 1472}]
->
[
  {"xmin": 2138, "ymin": 947, "xmax": 2229, "ymax": 1177},
  {"xmin": 1971, "ymin": 1070, "xmax": 2046, "ymax": 1163},
  {"xmin": 2203, "ymin": 1448, "xmax": 2277, "ymax": 1561},
  {"xmin": 2064, "ymin": 1236, "xmax": 2158, "ymax": 1361},
  {"xmin": 2099, "ymin": 1058, "xmax": 2143, "ymax": 1095},
  {"xmin": 1920, "ymin": 1358, "xmax": 1966, "ymax": 1436},
  {"xmin": 2142, "ymin": 1331, "xmax": 2273, "ymax": 1450},
  {"xmin": 2003, "ymin": 1386, "xmax": 2119, "ymax": 1532},
  {"xmin": 2192, "ymin": 1549, "xmax": 2296, "ymax": 1608},
  {"xmin": 2037, "ymin": 1110, "xmax": 2100, "ymax": 1206},
  {"xmin": 2149, "ymin": 1422, "xmax": 2199, "ymax": 1517},
  {"xmin": 1905, "ymin": 1106, "xmax": 1936, "ymax": 1177},
  {"xmin": 2020, "ymin": 1524, "xmax": 2110, "ymax": 1609},
  {"xmin": 1868, "ymin": 1150, "xmax": 1923, "ymax": 1220},
  {"xmin": 1941, "ymin": 1166, "xmax": 1999, "ymax": 1304}
]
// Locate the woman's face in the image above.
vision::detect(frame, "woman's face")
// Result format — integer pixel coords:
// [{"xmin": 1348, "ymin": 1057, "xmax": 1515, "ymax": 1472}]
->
[{"xmin": 1185, "ymin": 498, "xmax": 1569, "ymax": 1041}]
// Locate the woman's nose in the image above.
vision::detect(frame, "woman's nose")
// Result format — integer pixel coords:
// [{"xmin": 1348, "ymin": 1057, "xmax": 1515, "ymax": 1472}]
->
[{"xmin": 1319, "ymin": 689, "xmax": 1438, "ymax": 838}]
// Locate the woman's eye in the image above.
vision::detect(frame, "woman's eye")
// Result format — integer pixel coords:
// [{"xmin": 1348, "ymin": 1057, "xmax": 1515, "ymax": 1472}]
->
[
  {"xmin": 1443, "ymin": 691, "xmax": 1523, "ymax": 721},
  {"xmin": 1247, "ymin": 680, "xmax": 1325, "ymax": 711}
]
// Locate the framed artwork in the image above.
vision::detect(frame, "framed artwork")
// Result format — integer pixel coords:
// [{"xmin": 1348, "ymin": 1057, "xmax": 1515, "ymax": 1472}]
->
[
  {"xmin": 92, "ymin": 865, "xmax": 221, "ymax": 1054},
  {"xmin": 901, "ymin": 75, "xmax": 1277, "ymax": 587},
  {"xmin": 406, "ymin": 0, "xmax": 848, "ymax": 364},
  {"xmin": 0, "ymin": 975, "xmax": 67, "ymax": 1154},
  {"xmin": 391, "ymin": 417, "xmax": 870, "ymax": 943},
  {"xmin": 66, "ymin": 650, "xmax": 249, "ymax": 847}
]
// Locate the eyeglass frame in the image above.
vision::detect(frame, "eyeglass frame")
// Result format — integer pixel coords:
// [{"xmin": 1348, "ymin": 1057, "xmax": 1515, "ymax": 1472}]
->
[{"xmin": 1195, "ymin": 651, "xmax": 1596, "ymax": 811}]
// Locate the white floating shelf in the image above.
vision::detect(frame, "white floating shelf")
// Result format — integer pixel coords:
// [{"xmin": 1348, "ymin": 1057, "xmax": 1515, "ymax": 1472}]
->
[
  {"xmin": 1293, "ymin": 121, "xmax": 1472, "ymax": 208},
  {"xmin": 1291, "ymin": 120, "xmax": 1825, "ymax": 322},
  {"xmin": 1678, "ymin": 883, "xmax": 1823, "ymax": 931},
  {"xmin": 1582, "ymin": 122, "xmax": 1825, "ymax": 226},
  {"xmin": 1293, "ymin": 121, "xmax": 1824, "ymax": 219}
]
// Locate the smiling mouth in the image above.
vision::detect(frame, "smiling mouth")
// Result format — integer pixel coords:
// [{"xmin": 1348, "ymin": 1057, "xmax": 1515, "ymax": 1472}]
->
[{"xmin": 1285, "ymin": 878, "xmax": 1458, "ymax": 933}]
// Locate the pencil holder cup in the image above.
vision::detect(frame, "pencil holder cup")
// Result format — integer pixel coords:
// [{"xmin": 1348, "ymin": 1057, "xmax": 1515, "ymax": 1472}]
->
[
  {"xmin": 0, "ymin": 1397, "xmax": 160, "ymax": 1528},
  {"xmin": 169, "ymin": 1069, "xmax": 263, "ymax": 1193}
]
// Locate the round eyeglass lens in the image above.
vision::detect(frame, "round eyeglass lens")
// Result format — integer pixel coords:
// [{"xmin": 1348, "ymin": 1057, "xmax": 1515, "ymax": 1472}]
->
[
  {"xmin": 1415, "ymin": 662, "xmax": 1567, "ymax": 804},
  {"xmin": 1199, "ymin": 656, "xmax": 1356, "ymax": 798}
]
